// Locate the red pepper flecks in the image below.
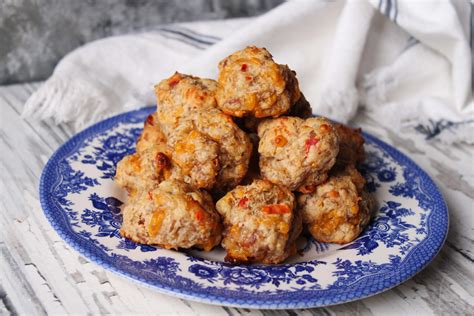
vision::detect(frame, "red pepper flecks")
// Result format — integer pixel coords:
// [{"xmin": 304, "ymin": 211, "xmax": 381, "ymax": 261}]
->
[
  {"xmin": 147, "ymin": 191, "xmax": 153, "ymax": 200},
  {"xmin": 195, "ymin": 209, "xmax": 205, "ymax": 222},
  {"xmin": 145, "ymin": 114, "xmax": 154, "ymax": 126},
  {"xmin": 238, "ymin": 197, "xmax": 249, "ymax": 208},
  {"xmin": 305, "ymin": 132, "xmax": 319, "ymax": 155},
  {"xmin": 241, "ymin": 64, "xmax": 248, "ymax": 72},
  {"xmin": 263, "ymin": 204, "xmax": 291, "ymax": 215},
  {"xmin": 168, "ymin": 74, "xmax": 181, "ymax": 87}
]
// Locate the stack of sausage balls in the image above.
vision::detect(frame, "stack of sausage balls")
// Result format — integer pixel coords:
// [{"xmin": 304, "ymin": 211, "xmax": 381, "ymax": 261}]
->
[{"xmin": 115, "ymin": 46, "xmax": 373, "ymax": 264}]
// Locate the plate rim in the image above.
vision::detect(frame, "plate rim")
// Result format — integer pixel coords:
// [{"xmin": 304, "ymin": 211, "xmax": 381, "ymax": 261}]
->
[{"xmin": 39, "ymin": 106, "xmax": 449, "ymax": 309}]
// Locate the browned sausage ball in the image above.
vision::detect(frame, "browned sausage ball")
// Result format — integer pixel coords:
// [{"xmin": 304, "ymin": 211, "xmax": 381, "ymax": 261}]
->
[
  {"xmin": 120, "ymin": 179, "xmax": 222, "ymax": 251},
  {"xmin": 216, "ymin": 46, "xmax": 301, "ymax": 118},
  {"xmin": 115, "ymin": 113, "xmax": 174, "ymax": 195},
  {"xmin": 167, "ymin": 121, "xmax": 220, "ymax": 190},
  {"xmin": 177, "ymin": 108, "xmax": 253, "ymax": 191},
  {"xmin": 154, "ymin": 72, "xmax": 253, "ymax": 191},
  {"xmin": 155, "ymin": 72, "xmax": 219, "ymax": 136},
  {"xmin": 258, "ymin": 117, "xmax": 339, "ymax": 192},
  {"xmin": 297, "ymin": 165, "xmax": 373, "ymax": 244},
  {"xmin": 216, "ymin": 179, "xmax": 302, "ymax": 264},
  {"xmin": 116, "ymin": 112, "xmax": 219, "ymax": 192}
]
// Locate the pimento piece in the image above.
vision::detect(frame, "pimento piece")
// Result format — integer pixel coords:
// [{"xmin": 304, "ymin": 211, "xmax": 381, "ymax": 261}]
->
[
  {"xmin": 305, "ymin": 132, "xmax": 319, "ymax": 155},
  {"xmin": 263, "ymin": 204, "xmax": 291, "ymax": 215},
  {"xmin": 328, "ymin": 190, "xmax": 340, "ymax": 198},
  {"xmin": 195, "ymin": 209, "xmax": 204, "ymax": 222},
  {"xmin": 238, "ymin": 197, "xmax": 249, "ymax": 208},
  {"xmin": 168, "ymin": 73, "xmax": 182, "ymax": 87},
  {"xmin": 145, "ymin": 114, "xmax": 154, "ymax": 126}
]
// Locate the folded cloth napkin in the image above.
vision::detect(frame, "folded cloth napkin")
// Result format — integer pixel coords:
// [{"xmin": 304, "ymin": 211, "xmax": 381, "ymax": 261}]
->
[{"xmin": 23, "ymin": 0, "xmax": 473, "ymax": 144}]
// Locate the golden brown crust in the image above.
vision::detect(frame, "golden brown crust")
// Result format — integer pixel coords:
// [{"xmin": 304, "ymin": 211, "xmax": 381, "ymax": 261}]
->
[
  {"xmin": 167, "ymin": 122, "xmax": 220, "ymax": 190},
  {"xmin": 115, "ymin": 114, "xmax": 219, "ymax": 192},
  {"xmin": 120, "ymin": 180, "xmax": 222, "ymax": 251},
  {"xmin": 258, "ymin": 117, "xmax": 339, "ymax": 192},
  {"xmin": 115, "ymin": 114, "xmax": 174, "ymax": 195},
  {"xmin": 182, "ymin": 109, "xmax": 253, "ymax": 191},
  {"xmin": 154, "ymin": 73, "xmax": 253, "ymax": 191},
  {"xmin": 155, "ymin": 72, "xmax": 219, "ymax": 136},
  {"xmin": 297, "ymin": 165, "xmax": 373, "ymax": 244},
  {"xmin": 216, "ymin": 179, "xmax": 301, "ymax": 264},
  {"xmin": 216, "ymin": 46, "xmax": 301, "ymax": 118}
]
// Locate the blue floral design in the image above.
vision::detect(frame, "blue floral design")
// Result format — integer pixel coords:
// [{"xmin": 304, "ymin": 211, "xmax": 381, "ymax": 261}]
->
[
  {"xmin": 390, "ymin": 168, "xmax": 434, "ymax": 210},
  {"xmin": 360, "ymin": 150, "xmax": 396, "ymax": 192},
  {"xmin": 147, "ymin": 257, "xmax": 180, "ymax": 275},
  {"xmin": 341, "ymin": 201, "xmax": 416, "ymax": 255},
  {"xmin": 187, "ymin": 259, "xmax": 324, "ymax": 288},
  {"xmin": 81, "ymin": 193, "xmax": 123, "ymax": 238},
  {"xmin": 189, "ymin": 264, "xmax": 219, "ymax": 283},
  {"xmin": 79, "ymin": 127, "xmax": 142, "ymax": 179},
  {"xmin": 117, "ymin": 238, "xmax": 157, "ymax": 252},
  {"xmin": 54, "ymin": 161, "xmax": 99, "ymax": 206},
  {"xmin": 377, "ymin": 167, "xmax": 397, "ymax": 182},
  {"xmin": 329, "ymin": 255, "xmax": 401, "ymax": 289},
  {"xmin": 221, "ymin": 266, "xmax": 270, "ymax": 288}
]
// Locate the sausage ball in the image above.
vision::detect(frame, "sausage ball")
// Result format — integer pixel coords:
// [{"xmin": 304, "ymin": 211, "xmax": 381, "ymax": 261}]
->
[
  {"xmin": 120, "ymin": 179, "xmax": 222, "ymax": 251},
  {"xmin": 297, "ymin": 165, "xmax": 373, "ymax": 244},
  {"xmin": 167, "ymin": 121, "xmax": 220, "ymax": 190},
  {"xmin": 116, "ymin": 112, "xmax": 218, "ymax": 192},
  {"xmin": 178, "ymin": 108, "xmax": 253, "ymax": 191},
  {"xmin": 334, "ymin": 124, "xmax": 365, "ymax": 169},
  {"xmin": 115, "ymin": 113, "xmax": 174, "ymax": 194},
  {"xmin": 216, "ymin": 46, "xmax": 301, "ymax": 118},
  {"xmin": 258, "ymin": 117, "xmax": 339, "ymax": 192},
  {"xmin": 155, "ymin": 72, "xmax": 218, "ymax": 135},
  {"xmin": 216, "ymin": 179, "xmax": 302, "ymax": 264}
]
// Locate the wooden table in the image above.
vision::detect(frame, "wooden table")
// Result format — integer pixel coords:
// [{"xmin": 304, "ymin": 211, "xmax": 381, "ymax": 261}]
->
[{"xmin": 1, "ymin": 82, "xmax": 473, "ymax": 315}]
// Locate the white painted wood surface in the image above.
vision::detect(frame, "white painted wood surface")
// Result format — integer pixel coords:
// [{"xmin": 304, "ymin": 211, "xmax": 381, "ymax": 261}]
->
[{"xmin": 0, "ymin": 82, "xmax": 472, "ymax": 315}]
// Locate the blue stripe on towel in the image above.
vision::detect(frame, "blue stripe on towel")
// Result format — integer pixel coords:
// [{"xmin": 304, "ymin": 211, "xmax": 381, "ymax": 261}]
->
[
  {"xmin": 168, "ymin": 25, "xmax": 222, "ymax": 42},
  {"xmin": 385, "ymin": 0, "xmax": 392, "ymax": 18},
  {"xmin": 378, "ymin": 0, "xmax": 398, "ymax": 24},
  {"xmin": 159, "ymin": 28, "xmax": 217, "ymax": 46},
  {"xmin": 158, "ymin": 32, "xmax": 207, "ymax": 50},
  {"xmin": 393, "ymin": 0, "xmax": 398, "ymax": 24},
  {"xmin": 156, "ymin": 25, "xmax": 220, "ymax": 50}
]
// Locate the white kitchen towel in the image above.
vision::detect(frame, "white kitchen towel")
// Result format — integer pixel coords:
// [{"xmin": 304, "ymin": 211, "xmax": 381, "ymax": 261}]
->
[{"xmin": 22, "ymin": 0, "xmax": 474, "ymax": 144}]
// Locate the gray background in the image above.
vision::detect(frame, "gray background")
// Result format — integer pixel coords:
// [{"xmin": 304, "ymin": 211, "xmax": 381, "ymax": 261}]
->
[{"xmin": 0, "ymin": 0, "xmax": 282, "ymax": 85}]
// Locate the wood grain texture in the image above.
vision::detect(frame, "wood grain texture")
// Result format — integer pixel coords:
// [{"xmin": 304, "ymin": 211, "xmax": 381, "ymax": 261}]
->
[{"xmin": 0, "ymin": 83, "xmax": 472, "ymax": 315}]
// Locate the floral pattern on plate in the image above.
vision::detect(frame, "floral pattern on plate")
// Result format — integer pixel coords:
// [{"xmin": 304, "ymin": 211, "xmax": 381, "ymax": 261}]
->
[{"xmin": 40, "ymin": 107, "xmax": 448, "ymax": 309}]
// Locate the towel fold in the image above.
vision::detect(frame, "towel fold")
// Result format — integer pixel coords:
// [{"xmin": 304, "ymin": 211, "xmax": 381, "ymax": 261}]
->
[{"xmin": 23, "ymin": 0, "xmax": 473, "ymax": 144}]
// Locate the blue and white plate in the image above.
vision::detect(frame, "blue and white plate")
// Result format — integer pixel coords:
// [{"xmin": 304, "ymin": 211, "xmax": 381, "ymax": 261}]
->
[{"xmin": 40, "ymin": 107, "xmax": 448, "ymax": 309}]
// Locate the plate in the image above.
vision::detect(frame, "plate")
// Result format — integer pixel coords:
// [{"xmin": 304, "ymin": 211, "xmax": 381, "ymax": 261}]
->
[{"xmin": 39, "ymin": 106, "xmax": 448, "ymax": 309}]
